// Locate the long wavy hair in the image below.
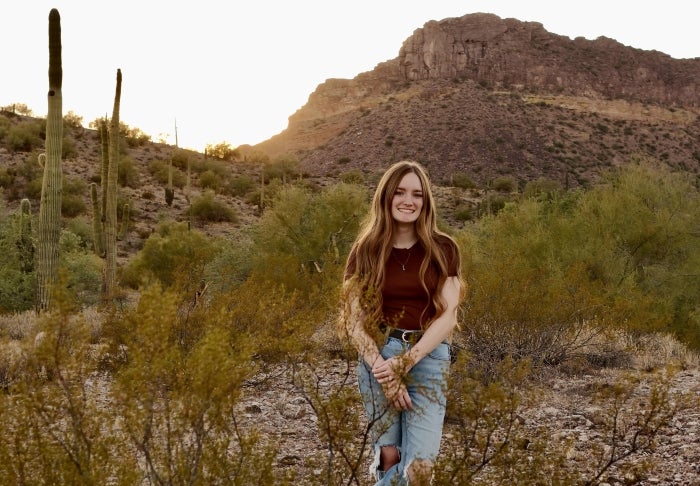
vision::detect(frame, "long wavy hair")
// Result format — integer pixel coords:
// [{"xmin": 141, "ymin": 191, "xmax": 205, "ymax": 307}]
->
[{"xmin": 342, "ymin": 161, "xmax": 463, "ymax": 337}]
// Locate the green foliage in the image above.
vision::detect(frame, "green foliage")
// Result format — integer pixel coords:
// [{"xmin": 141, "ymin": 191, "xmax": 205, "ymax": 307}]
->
[
  {"xmin": 62, "ymin": 110, "xmax": 83, "ymax": 128},
  {"xmin": 3, "ymin": 119, "xmax": 44, "ymax": 152},
  {"xmin": 225, "ymin": 174, "xmax": 256, "ymax": 197},
  {"xmin": 117, "ymin": 155, "xmax": 139, "ymax": 188},
  {"xmin": 205, "ymin": 141, "xmax": 239, "ymax": 161},
  {"xmin": 121, "ymin": 221, "xmax": 219, "ymax": 291},
  {"xmin": 248, "ymin": 183, "xmax": 367, "ymax": 290},
  {"xmin": 462, "ymin": 161, "xmax": 700, "ymax": 361},
  {"xmin": 491, "ymin": 175, "xmax": 517, "ymax": 193},
  {"xmin": 451, "ymin": 171, "xmax": 477, "ymax": 189},
  {"xmin": 340, "ymin": 169, "xmax": 364, "ymax": 185},
  {"xmin": 264, "ymin": 155, "xmax": 300, "ymax": 183},
  {"xmin": 0, "ymin": 284, "xmax": 279, "ymax": 484},
  {"xmin": 523, "ymin": 177, "xmax": 563, "ymax": 200},
  {"xmin": 198, "ymin": 169, "xmax": 222, "ymax": 191},
  {"xmin": 119, "ymin": 121, "xmax": 151, "ymax": 147},
  {"xmin": 148, "ymin": 158, "xmax": 186, "ymax": 188},
  {"xmin": 0, "ymin": 209, "xmax": 35, "ymax": 312},
  {"xmin": 187, "ymin": 190, "xmax": 238, "ymax": 223}
]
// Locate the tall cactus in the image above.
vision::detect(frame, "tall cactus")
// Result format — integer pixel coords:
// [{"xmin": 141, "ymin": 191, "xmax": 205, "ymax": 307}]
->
[
  {"xmin": 90, "ymin": 182, "xmax": 104, "ymax": 256},
  {"xmin": 35, "ymin": 8, "xmax": 63, "ymax": 312},
  {"xmin": 118, "ymin": 202, "xmax": 130, "ymax": 241},
  {"xmin": 17, "ymin": 198, "xmax": 35, "ymax": 273},
  {"xmin": 99, "ymin": 118, "xmax": 109, "ymax": 219},
  {"xmin": 103, "ymin": 69, "xmax": 121, "ymax": 299}
]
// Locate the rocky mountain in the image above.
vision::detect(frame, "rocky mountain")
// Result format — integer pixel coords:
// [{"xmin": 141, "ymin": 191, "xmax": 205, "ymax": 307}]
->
[{"xmin": 254, "ymin": 13, "xmax": 700, "ymax": 188}]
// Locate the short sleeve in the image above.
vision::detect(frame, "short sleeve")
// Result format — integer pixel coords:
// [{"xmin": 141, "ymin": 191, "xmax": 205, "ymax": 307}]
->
[{"xmin": 442, "ymin": 237, "xmax": 460, "ymax": 277}]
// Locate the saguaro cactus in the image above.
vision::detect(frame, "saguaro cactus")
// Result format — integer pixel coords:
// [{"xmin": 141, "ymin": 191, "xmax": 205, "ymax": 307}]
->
[
  {"xmin": 17, "ymin": 198, "xmax": 35, "ymax": 273},
  {"xmin": 35, "ymin": 8, "xmax": 63, "ymax": 311},
  {"xmin": 90, "ymin": 182, "xmax": 104, "ymax": 256},
  {"xmin": 118, "ymin": 202, "xmax": 130, "ymax": 241},
  {"xmin": 103, "ymin": 69, "xmax": 121, "ymax": 299}
]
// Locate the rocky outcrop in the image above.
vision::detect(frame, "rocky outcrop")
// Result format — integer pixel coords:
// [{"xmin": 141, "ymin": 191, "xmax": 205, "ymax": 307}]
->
[{"xmin": 398, "ymin": 13, "xmax": 700, "ymax": 107}]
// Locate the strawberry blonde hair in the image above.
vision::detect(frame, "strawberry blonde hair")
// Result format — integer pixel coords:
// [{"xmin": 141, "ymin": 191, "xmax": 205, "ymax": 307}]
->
[{"xmin": 342, "ymin": 161, "xmax": 463, "ymax": 336}]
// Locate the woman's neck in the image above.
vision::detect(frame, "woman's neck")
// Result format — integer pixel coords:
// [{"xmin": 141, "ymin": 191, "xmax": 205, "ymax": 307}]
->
[{"xmin": 393, "ymin": 225, "xmax": 417, "ymax": 249}]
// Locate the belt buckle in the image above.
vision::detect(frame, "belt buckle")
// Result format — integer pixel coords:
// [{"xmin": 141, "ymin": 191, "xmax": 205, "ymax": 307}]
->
[{"xmin": 401, "ymin": 330, "xmax": 416, "ymax": 343}]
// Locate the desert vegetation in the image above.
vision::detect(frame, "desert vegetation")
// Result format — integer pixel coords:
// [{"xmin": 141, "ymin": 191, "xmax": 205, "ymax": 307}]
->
[
  {"xmin": 0, "ymin": 8, "xmax": 699, "ymax": 484},
  {"xmin": 1, "ymin": 157, "xmax": 699, "ymax": 483}
]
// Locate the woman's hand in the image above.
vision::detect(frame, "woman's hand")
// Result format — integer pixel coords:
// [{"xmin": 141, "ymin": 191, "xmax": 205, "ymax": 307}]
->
[{"xmin": 373, "ymin": 356, "xmax": 413, "ymax": 410}]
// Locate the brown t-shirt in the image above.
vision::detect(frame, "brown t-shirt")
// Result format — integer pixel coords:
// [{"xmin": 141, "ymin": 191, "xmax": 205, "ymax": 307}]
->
[{"xmin": 345, "ymin": 236, "xmax": 460, "ymax": 331}]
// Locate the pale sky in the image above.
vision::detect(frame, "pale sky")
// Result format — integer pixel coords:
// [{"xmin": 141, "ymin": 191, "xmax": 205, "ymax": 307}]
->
[{"xmin": 1, "ymin": 1, "xmax": 698, "ymax": 152}]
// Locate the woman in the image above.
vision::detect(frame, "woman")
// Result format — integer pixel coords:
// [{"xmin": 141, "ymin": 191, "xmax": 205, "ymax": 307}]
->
[{"xmin": 341, "ymin": 161, "xmax": 464, "ymax": 485}]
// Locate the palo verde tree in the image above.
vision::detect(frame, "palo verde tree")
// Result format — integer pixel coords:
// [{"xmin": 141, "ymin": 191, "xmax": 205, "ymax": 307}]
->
[{"xmin": 35, "ymin": 8, "xmax": 63, "ymax": 311}]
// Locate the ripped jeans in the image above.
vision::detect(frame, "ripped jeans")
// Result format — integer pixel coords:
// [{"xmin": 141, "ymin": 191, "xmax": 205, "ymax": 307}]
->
[{"xmin": 357, "ymin": 335, "xmax": 450, "ymax": 485}]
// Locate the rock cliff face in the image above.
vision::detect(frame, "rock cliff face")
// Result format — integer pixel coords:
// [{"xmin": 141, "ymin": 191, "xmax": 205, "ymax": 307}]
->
[
  {"xmin": 397, "ymin": 13, "xmax": 699, "ymax": 106},
  {"xmin": 288, "ymin": 12, "xmax": 700, "ymax": 128},
  {"xmin": 254, "ymin": 13, "xmax": 700, "ymax": 185}
]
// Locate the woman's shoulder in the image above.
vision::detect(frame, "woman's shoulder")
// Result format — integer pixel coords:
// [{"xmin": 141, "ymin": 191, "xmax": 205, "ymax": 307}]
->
[{"xmin": 434, "ymin": 233, "xmax": 459, "ymax": 253}]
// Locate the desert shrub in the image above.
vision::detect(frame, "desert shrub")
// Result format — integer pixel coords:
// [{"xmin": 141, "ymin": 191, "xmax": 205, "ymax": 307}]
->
[
  {"xmin": 198, "ymin": 169, "xmax": 222, "ymax": 191},
  {"xmin": 121, "ymin": 221, "xmax": 219, "ymax": 291},
  {"xmin": 3, "ymin": 120, "xmax": 43, "ymax": 152},
  {"xmin": 264, "ymin": 155, "xmax": 300, "ymax": 183},
  {"xmin": 118, "ymin": 156, "xmax": 140, "ymax": 188},
  {"xmin": 226, "ymin": 174, "xmax": 255, "ymax": 197},
  {"xmin": 461, "ymin": 161, "xmax": 700, "ymax": 369},
  {"xmin": 120, "ymin": 121, "xmax": 151, "ymax": 147},
  {"xmin": 523, "ymin": 177, "xmax": 562, "ymax": 200},
  {"xmin": 63, "ymin": 111, "xmax": 83, "ymax": 128},
  {"xmin": 491, "ymin": 175, "xmax": 517, "ymax": 193},
  {"xmin": 0, "ymin": 285, "xmax": 279, "ymax": 484},
  {"xmin": 147, "ymin": 159, "xmax": 186, "ymax": 188},
  {"xmin": 340, "ymin": 169, "xmax": 364, "ymax": 185},
  {"xmin": 205, "ymin": 141, "xmax": 239, "ymax": 161},
  {"xmin": 61, "ymin": 193, "xmax": 87, "ymax": 217},
  {"xmin": 187, "ymin": 190, "xmax": 238, "ymax": 223},
  {"xmin": 248, "ymin": 183, "xmax": 367, "ymax": 291},
  {"xmin": 451, "ymin": 172, "xmax": 477, "ymax": 189},
  {"xmin": 453, "ymin": 204, "xmax": 474, "ymax": 221},
  {"xmin": 61, "ymin": 134, "xmax": 77, "ymax": 158},
  {"xmin": 0, "ymin": 210, "xmax": 34, "ymax": 313}
]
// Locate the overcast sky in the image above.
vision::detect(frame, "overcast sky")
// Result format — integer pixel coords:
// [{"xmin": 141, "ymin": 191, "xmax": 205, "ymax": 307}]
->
[{"xmin": 1, "ymin": 0, "xmax": 698, "ymax": 152}]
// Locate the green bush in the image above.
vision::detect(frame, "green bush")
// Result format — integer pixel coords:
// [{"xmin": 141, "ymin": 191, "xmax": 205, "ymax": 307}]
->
[
  {"xmin": 340, "ymin": 169, "xmax": 364, "ymax": 185},
  {"xmin": 491, "ymin": 175, "xmax": 517, "ymax": 193},
  {"xmin": 198, "ymin": 169, "xmax": 222, "ymax": 192},
  {"xmin": 188, "ymin": 191, "xmax": 237, "ymax": 223},
  {"xmin": 451, "ymin": 172, "xmax": 477, "ymax": 189},
  {"xmin": 461, "ymin": 161, "xmax": 700, "ymax": 363},
  {"xmin": 121, "ymin": 221, "xmax": 219, "ymax": 290},
  {"xmin": 118, "ymin": 156, "xmax": 140, "ymax": 188},
  {"xmin": 225, "ymin": 174, "xmax": 255, "ymax": 197},
  {"xmin": 4, "ymin": 120, "xmax": 43, "ymax": 152},
  {"xmin": 147, "ymin": 159, "xmax": 186, "ymax": 188}
]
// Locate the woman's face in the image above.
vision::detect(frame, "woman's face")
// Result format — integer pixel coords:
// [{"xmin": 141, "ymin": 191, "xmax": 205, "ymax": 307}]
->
[{"xmin": 391, "ymin": 172, "xmax": 423, "ymax": 225}]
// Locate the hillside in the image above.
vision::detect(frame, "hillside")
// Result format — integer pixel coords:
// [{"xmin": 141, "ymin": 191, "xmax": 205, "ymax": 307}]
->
[
  {"xmin": 2, "ymin": 12, "xmax": 700, "ymax": 256},
  {"xmin": 254, "ymin": 13, "xmax": 700, "ymax": 187}
]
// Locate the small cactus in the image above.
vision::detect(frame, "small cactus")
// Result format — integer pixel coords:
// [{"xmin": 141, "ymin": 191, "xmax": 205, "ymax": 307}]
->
[
  {"xmin": 90, "ymin": 182, "xmax": 104, "ymax": 256},
  {"xmin": 118, "ymin": 202, "xmax": 130, "ymax": 240}
]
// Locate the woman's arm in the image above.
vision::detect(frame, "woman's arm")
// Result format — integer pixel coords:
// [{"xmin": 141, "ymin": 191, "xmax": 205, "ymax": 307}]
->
[
  {"xmin": 372, "ymin": 276, "xmax": 461, "ymax": 379},
  {"xmin": 342, "ymin": 294, "xmax": 384, "ymax": 367},
  {"xmin": 405, "ymin": 275, "xmax": 461, "ymax": 366}
]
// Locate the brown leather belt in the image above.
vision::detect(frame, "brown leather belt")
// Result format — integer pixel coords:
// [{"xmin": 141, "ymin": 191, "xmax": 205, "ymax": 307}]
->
[{"xmin": 388, "ymin": 328, "xmax": 423, "ymax": 343}]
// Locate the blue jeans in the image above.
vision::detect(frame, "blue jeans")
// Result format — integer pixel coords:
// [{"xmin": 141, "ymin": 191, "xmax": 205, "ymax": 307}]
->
[{"xmin": 357, "ymin": 335, "xmax": 451, "ymax": 485}]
